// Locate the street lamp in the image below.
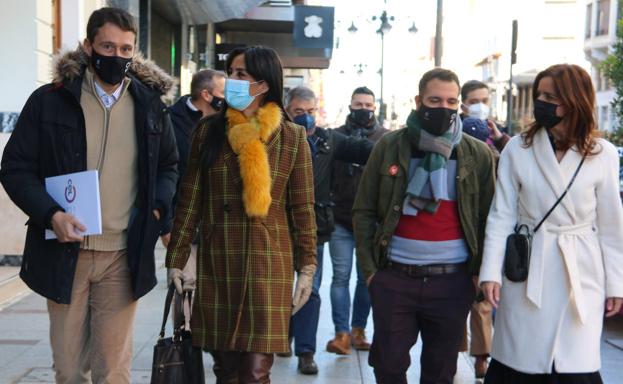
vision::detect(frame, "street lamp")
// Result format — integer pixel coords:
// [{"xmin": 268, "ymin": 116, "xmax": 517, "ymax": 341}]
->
[
  {"xmin": 373, "ymin": 11, "xmax": 393, "ymax": 122},
  {"xmin": 349, "ymin": 11, "xmax": 416, "ymax": 123},
  {"xmin": 408, "ymin": 22, "xmax": 418, "ymax": 34},
  {"xmin": 354, "ymin": 63, "xmax": 367, "ymax": 75}
]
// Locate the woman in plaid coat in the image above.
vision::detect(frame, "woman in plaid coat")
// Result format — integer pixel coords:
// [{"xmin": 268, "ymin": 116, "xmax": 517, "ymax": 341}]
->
[{"xmin": 165, "ymin": 46, "xmax": 317, "ymax": 383}]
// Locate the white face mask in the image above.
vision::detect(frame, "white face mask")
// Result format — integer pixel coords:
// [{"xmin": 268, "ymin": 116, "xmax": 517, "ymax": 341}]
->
[{"xmin": 466, "ymin": 103, "xmax": 490, "ymax": 121}]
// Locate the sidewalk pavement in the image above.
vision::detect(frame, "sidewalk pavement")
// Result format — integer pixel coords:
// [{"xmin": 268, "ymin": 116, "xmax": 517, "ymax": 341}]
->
[{"xmin": 0, "ymin": 243, "xmax": 622, "ymax": 383}]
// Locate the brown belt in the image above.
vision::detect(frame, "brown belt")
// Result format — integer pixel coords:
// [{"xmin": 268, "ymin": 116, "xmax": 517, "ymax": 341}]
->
[{"xmin": 388, "ymin": 261, "xmax": 467, "ymax": 278}]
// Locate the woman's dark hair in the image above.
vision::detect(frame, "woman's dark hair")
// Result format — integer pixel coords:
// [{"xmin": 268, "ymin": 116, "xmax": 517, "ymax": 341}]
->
[
  {"xmin": 226, "ymin": 46, "xmax": 287, "ymax": 112},
  {"xmin": 522, "ymin": 64, "xmax": 598, "ymax": 156},
  {"xmin": 200, "ymin": 45, "xmax": 287, "ymax": 169}
]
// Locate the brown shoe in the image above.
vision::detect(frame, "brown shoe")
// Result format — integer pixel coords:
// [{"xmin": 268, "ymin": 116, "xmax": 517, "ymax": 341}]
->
[
  {"xmin": 474, "ymin": 355, "xmax": 489, "ymax": 378},
  {"xmin": 350, "ymin": 327, "xmax": 371, "ymax": 350},
  {"xmin": 326, "ymin": 332, "xmax": 351, "ymax": 355}
]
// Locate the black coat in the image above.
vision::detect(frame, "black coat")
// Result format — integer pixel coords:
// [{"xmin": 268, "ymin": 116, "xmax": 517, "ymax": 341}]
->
[
  {"xmin": 331, "ymin": 120, "xmax": 388, "ymax": 231},
  {"xmin": 165, "ymin": 96, "xmax": 203, "ymax": 233},
  {"xmin": 169, "ymin": 95, "xmax": 203, "ymax": 183},
  {"xmin": 309, "ymin": 128, "xmax": 373, "ymax": 243},
  {"xmin": 0, "ymin": 47, "xmax": 178, "ymax": 304}
]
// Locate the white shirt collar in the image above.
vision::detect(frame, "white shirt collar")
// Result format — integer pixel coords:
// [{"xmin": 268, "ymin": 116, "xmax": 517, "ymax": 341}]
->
[
  {"xmin": 186, "ymin": 97, "xmax": 200, "ymax": 112},
  {"xmin": 94, "ymin": 80, "xmax": 125, "ymax": 109}
]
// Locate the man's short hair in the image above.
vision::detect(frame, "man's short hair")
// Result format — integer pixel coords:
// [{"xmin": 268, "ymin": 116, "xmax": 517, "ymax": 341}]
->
[
  {"xmin": 352, "ymin": 86, "xmax": 375, "ymax": 99},
  {"xmin": 190, "ymin": 69, "xmax": 226, "ymax": 100},
  {"xmin": 86, "ymin": 7, "xmax": 137, "ymax": 43},
  {"xmin": 461, "ymin": 80, "xmax": 489, "ymax": 101},
  {"xmin": 418, "ymin": 68, "xmax": 460, "ymax": 96},
  {"xmin": 285, "ymin": 86, "xmax": 317, "ymax": 106}
]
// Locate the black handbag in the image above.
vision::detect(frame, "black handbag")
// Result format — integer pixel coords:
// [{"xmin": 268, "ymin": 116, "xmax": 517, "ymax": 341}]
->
[
  {"xmin": 504, "ymin": 156, "xmax": 585, "ymax": 282},
  {"xmin": 150, "ymin": 285, "xmax": 205, "ymax": 384}
]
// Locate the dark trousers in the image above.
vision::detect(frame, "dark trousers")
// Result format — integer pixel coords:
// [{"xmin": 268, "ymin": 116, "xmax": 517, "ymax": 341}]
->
[
  {"xmin": 289, "ymin": 245, "xmax": 324, "ymax": 355},
  {"xmin": 368, "ymin": 268, "xmax": 474, "ymax": 384},
  {"xmin": 485, "ymin": 359, "xmax": 603, "ymax": 384},
  {"xmin": 210, "ymin": 351, "xmax": 274, "ymax": 384}
]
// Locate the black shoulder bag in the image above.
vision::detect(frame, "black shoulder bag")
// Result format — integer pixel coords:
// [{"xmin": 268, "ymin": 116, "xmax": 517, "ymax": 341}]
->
[
  {"xmin": 504, "ymin": 156, "xmax": 585, "ymax": 282},
  {"xmin": 150, "ymin": 285, "xmax": 205, "ymax": 384}
]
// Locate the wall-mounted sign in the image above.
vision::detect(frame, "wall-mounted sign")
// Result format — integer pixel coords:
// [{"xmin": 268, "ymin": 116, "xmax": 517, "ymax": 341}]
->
[
  {"xmin": 293, "ymin": 6, "xmax": 334, "ymax": 49},
  {"xmin": 214, "ymin": 43, "xmax": 247, "ymax": 70}
]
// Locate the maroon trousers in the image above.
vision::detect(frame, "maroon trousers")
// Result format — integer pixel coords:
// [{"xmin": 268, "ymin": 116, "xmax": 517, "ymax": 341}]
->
[{"xmin": 368, "ymin": 267, "xmax": 475, "ymax": 384}]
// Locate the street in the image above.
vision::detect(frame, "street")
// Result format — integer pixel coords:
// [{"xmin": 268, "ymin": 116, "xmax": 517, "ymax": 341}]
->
[{"xmin": 0, "ymin": 243, "xmax": 622, "ymax": 383}]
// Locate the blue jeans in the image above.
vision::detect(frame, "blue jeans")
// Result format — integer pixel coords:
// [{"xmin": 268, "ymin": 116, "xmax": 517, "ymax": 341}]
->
[
  {"xmin": 328, "ymin": 223, "xmax": 371, "ymax": 333},
  {"xmin": 290, "ymin": 244, "xmax": 324, "ymax": 355}
]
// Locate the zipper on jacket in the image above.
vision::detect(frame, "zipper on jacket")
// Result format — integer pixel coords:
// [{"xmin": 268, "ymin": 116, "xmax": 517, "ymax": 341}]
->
[
  {"xmin": 91, "ymin": 79, "xmax": 128, "ymax": 179},
  {"xmin": 95, "ymin": 107, "xmax": 111, "ymax": 175}
]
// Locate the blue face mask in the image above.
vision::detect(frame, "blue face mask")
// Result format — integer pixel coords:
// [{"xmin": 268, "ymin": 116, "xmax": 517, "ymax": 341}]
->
[
  {"xmin": 293, "ymin": 113, "xmax": 316, "ymax": 131},
  {"xmin": 225, "ymin": 78, "xmax": 264, "ymax": 111}
]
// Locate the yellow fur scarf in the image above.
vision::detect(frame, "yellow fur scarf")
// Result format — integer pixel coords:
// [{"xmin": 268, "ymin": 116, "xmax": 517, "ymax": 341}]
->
[{"xmin": 226, "ymin": 102, "xmax": 282, "ymax": 218}]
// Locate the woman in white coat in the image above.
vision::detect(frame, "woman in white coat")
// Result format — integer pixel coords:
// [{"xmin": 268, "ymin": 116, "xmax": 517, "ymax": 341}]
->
[{"xmin": 480, "ymin": 64, "xmax": 623, "ymax": 383}]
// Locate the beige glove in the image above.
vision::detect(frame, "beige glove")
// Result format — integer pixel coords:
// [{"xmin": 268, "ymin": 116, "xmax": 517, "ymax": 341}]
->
[
  {"xmin": 292, "ymin": 264, "xmax": 317, "ymax": 315},
  {"xmin": 167, "ymin": 268, "xmax": 196, "ymax": 294}
]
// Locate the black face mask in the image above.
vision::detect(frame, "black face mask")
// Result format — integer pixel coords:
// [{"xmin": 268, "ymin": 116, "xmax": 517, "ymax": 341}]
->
[
  {"xmin": 417, "ymin": 105, "xmax": 457, "ymax": 136},
  {"xmin": 90, "ymin": 48, "xmax": 132, "ymax": 86},
  {"xmin": 210, "ymin": 95, "xmax": 225, "ymax": 111},
  {"xmin": 533, "ymin": 99, "xmax": 562, "ymax": 128},
  {"xmin": 349, "ymin": 108, "xmax": 375, "ymax": 127}
]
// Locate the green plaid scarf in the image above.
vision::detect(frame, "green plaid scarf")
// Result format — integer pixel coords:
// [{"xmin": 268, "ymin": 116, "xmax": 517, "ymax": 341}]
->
[{"xmin": 405, "ymin": 109, "xmax": 462, "ymax": 214}]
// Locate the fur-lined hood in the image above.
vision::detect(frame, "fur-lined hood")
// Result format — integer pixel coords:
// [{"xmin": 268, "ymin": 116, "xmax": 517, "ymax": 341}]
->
[{"xmin": 52, "ymin": 44, "xmax": 177, "ymax": 99}]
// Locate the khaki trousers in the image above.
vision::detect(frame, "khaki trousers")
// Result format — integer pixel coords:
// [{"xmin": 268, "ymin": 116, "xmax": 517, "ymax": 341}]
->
[{"xmin": 47, "ymin": 249, "xmax": 138, "ymax": 384}]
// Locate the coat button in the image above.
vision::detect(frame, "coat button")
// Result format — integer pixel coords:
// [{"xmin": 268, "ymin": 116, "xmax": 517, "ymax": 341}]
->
[
  {"xmin": 393, "ymin": 205, "xmax": 400, "ymax": 212},
  {"xmin": 381, "ymin": 239, "xmax": 388, "ymax": 246}
]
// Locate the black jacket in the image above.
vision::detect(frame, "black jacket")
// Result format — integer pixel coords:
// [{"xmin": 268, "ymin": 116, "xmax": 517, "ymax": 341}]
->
[
  {"xmin": 165, "ymin": 95, "xmax": 203, "ymax": 233},
  {"xmin": 309, "ymin": 127, "xmax": 373, "ymax": 243},
  {"xmin": 0, "ymin": 46, "xmax": 178, "ymax": 304},
  {"xmin": 169, "ymin": 95, "xmax": 203, "ymax": 183},
  {"xmin": 331, "ymin": 119, "xmax": 388, "ymax": 231}
]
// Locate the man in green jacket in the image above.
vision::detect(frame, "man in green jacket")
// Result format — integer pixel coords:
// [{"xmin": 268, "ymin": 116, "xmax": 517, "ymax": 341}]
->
[{"xmin": 352, "ymin": 68, "xmax": 495, "ymax": 384}]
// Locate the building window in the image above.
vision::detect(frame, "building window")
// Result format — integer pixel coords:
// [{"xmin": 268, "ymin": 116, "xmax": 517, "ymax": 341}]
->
[
  {"xmin": 594, "ymin": 67, "xmax": 612, "ymax": 92},
  {"xmin": 596, "ymin": 0, "xmax": 610, "ymax": 36},
  {"xmin": 586, "ymin": 3, "xmax": 593, "ymax": 38}
]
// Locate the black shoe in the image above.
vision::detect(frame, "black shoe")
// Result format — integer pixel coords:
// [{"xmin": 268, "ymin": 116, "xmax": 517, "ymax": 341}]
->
[{"xmin": 297, "ymin": 352, "xmax": 318, "ymax": 375}]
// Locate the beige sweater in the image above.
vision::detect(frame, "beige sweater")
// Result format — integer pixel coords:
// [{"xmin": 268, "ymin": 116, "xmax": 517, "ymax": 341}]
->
[{"xmin": 80, "ymin": 69, "xmax": 138, "ymax": 251}]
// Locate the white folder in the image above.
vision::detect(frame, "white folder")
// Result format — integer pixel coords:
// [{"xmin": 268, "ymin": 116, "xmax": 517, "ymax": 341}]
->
[{"xmin": 44, "ymin": 170, "xmax": 102, "ymax": 240}]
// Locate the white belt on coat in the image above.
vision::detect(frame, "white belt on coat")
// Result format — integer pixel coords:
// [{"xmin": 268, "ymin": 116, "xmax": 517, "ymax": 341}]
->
[{"xmin": 523, "ymin": 220, "xmax": 595, "ymax": 325}]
